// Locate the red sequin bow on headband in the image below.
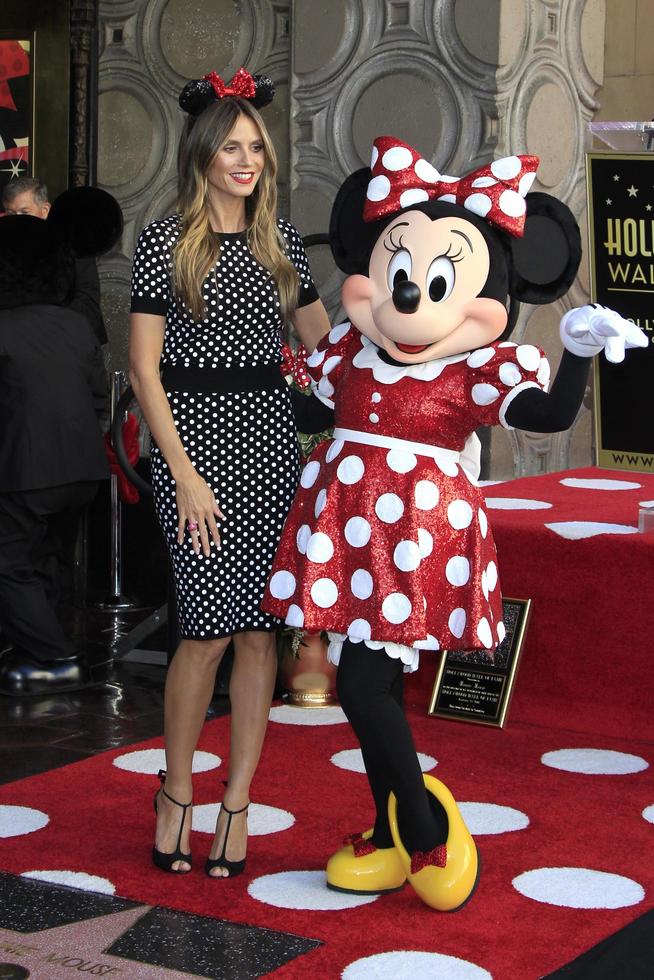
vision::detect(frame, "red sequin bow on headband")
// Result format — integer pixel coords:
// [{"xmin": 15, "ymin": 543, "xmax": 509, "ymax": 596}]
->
[
  {"xmin": 363, "ymin": 136, "xmax": 539, "ymax": 238},
  {"xmin": 203, "ymin": 67, "xmax": 256, "ymax": 101}
]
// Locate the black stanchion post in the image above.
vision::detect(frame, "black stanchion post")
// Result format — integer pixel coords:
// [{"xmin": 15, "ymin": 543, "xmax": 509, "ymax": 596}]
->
[{"xmin": 96, "ymin": 370, "xmax": 137, "ymax": 611}]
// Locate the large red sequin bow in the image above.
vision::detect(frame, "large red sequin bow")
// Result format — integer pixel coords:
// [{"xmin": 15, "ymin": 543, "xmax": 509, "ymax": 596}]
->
[
  {"xmin": 363, "ymin": 135, "xmax": 539, "ymax": 238},
  {"xmin": 203, "ymin": 67, "xmax": 256, "ymax": 101}
]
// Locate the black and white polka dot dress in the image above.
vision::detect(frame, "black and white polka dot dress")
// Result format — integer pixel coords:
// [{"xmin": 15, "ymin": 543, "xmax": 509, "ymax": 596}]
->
[{"xmin": 130, "ymin": 215, "xmax": 318, "ymax": 640}]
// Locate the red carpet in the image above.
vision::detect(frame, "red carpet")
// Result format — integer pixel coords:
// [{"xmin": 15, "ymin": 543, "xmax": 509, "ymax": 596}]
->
[
  {"xmin": 406, "ymin": 466, "xmax": 654, "ymax": 743},
  {"xmin": 1, "ymin": 704, "xmax": 653, "ymax": 978}
]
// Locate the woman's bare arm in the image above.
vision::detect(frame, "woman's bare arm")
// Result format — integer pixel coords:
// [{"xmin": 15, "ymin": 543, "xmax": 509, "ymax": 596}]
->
[{"xmin": 292, "ymin": 297, "xmax": 330, "ymax": 353}]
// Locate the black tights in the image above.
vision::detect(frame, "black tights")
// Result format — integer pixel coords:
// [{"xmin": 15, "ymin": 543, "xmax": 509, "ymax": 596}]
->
[{"xmin": 336, "ymin": 638, "xmax": 447, "ymax": 852}]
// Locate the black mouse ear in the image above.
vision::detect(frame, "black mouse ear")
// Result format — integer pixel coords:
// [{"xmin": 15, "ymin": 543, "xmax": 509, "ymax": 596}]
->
[
  {"xmin": 48, "ymin": 187, "xmax": 123, "ymax": 257},
  {"xmin": 329, "ymin": 167, "xmax": 386, "ymax": 274},
  {"xmin": 251, "ymin": 74, "xmax": 275, "ymax": 109},
  {"xmin": 509, "ymin": 192, "xmax": 581, "ymax": 304}
]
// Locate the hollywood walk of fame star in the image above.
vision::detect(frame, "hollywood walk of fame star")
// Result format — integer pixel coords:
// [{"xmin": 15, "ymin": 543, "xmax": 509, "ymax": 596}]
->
[{"xmin": 0, "ymin": 906, "xmax": 203, "ymax": 980}]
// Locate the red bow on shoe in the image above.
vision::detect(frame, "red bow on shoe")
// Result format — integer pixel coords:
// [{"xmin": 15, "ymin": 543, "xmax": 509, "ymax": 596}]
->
[
  {"xmin": 410, "ymin": 844, "xmax": 448, "ymax": 875},
  {"xmin": 280, "ymin": 342, "xmax": 311, "ymax": 390},
  {"xmin": 203, "ymin": 67, "xmax": 256, "ymax": 101},
  {"xmin": 343, "ymin": 832, "xmax": 377, "ymax": 858},
  {"xmin": 104, "ymin": 411, "xmax": 141, "ymax": 505},
  {"xmin": 363, "ymin": 135, "xmax": 538, "ymax": 238}
]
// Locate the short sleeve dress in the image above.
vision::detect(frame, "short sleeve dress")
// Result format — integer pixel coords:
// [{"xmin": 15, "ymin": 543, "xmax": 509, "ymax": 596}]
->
[
  {"xmin": 262, "ymin": 323, "xmax": 549, "ymax": 670},
  {"xmin": 130, "ymin": 215, "xmax": 318, "ymax": 640}
]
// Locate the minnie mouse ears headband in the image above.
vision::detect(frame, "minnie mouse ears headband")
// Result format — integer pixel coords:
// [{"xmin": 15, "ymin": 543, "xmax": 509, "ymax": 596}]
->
[
  {"xmin": 179, "ymin": 67, "xmax": 275, "ymax": 116},
  {"xmin": 364, "ymin": 135, "xmax": 539, "ymax": 238}
]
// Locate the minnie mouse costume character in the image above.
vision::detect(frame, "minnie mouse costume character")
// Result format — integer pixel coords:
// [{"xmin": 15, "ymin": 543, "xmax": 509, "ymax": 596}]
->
[{"xmin": 263, "ymin": 136, "xmax": 647, "ymax": 910}]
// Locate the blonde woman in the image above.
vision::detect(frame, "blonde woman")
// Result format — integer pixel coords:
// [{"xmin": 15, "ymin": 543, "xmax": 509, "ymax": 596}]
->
[{"xmin": 129, "ymin": 69, "xmax": 329, "ymax": 877}]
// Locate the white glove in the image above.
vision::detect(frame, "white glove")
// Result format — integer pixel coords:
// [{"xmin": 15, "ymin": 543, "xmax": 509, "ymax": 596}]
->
[{"xmin": 560, "ymin": 305, "xmax": 648, "ymax": 363}]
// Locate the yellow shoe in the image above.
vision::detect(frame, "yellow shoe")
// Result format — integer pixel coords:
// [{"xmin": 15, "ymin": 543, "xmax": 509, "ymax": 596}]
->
[
  {"xmin": 326, "ymin": 829, "xmax": 407, "ymax": 895},
  {"xmin": 388, "ymin": 774, "xmax": 479, "ymax": 911}
]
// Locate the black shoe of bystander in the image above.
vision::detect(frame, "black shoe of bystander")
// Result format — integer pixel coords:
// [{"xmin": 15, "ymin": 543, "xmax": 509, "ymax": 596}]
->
[{"xmin": 0, "ymin": 651, "xmax": 93, "ymax": 696}]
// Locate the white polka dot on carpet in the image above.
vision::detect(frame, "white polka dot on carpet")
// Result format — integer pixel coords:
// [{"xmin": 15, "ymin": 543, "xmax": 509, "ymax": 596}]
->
[
  {"xmin": 112, "ymin": 748, "xmax": 221, "ymax": 773},
  {"xmin": 512, "ymin": 867, "xmax": 645, "ymax": 909},
  {"xmin": 331, "ymin": 748, "xmax": 436, "ymax": 774},
  {"xmin": 560, "ymin": 477, "xmax": 642, "ymax": 491},
  {"xmin": 248, "ymin": 870, "xmax": 378, "ymax": 910},
  {"xmin": 192, "ymin": 802, "xmax": 294, "ymax": 836},
  {"xmin": 485, "ymin": 497, "xmax": 552, "ymax": 510},
  {"xmin": 0, "ymin": 805, "xmax": 49, "ymax": 838},
  {"xmin": 342, "ymin": 951, "xmax": 492, "ymax": 979},
  {"xmin": 544, "ymin": 521, "xmax": 638, "ymax": 539},
  {"xmin": 21, "ymin": 870, "xmax": 115, "ymax": 894},
  {"xmin": 459, "ymin": 802, "xmax": 529, "ymax": 835},
  {"xmin": 541, "ymin": 748, "xmax": 648, "ymax": 775},
  {"xmin": 269, "ymin": 704, "xmax": 348, "ymax": 725}
]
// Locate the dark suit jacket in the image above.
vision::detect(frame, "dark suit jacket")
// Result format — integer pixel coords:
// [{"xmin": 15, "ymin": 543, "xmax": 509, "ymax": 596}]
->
[{"xmin": 0, "ymin": 304, "xmax": 110, "ymax": 492}]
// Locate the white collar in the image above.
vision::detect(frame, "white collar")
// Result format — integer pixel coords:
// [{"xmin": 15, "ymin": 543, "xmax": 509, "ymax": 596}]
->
[{"xmin": 352, "ymin": 334, "xmax": 470, "ymax": 385}]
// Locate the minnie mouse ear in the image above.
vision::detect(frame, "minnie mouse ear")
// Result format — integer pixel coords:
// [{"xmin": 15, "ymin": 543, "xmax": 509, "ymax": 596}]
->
[
  {"xmin": 251, "ymin": 74, "xmax": 275, "ymax": 109},
  {"xmin": 48, "ymin": 186, "xmax": 123, "ymax": 257},
  {"xmin": 509, "ymin": 192, "xmax": 581, "ymax": 304},
  {"xmin": 329, "ymin": 167, "xmax": 385, "ymax": 274},
  {"xmin": 179, "ymin": 77, "xmax": 215, "ymax": 116}
]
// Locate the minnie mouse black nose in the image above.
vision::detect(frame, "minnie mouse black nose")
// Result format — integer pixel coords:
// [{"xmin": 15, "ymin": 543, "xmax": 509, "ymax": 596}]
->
[{"xmin": 392, "ymin": 280, "xmax": 421, "ymax": 314}]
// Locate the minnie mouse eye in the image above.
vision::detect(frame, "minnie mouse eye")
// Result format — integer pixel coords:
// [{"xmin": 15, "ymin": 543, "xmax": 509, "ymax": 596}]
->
[
  {"xmin": 387, "ymin": 249, "xmax": 412, "ymax": 292},
  {"xmin": 426, "ymin": 256, "xmax": 455, "ymax": 303}
]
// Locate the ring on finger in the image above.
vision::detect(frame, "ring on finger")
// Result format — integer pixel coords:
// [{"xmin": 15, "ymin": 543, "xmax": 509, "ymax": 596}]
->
[{"xmin": 188, "ymin": 520, "xmax": 199, "ymax": 532}]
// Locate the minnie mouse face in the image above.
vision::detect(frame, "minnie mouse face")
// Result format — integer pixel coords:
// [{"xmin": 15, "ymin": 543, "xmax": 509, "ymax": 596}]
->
[
  {"xmin": 330, "ymin": 138, "xmax": 582, "ymax": 364},
  {"xmin": 342, "ymin": 208, "xmax": 508, "ymax": 364}
]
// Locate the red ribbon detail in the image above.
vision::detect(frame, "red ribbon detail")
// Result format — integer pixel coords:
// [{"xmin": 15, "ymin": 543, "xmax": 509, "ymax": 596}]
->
[
  {"xmin": 343, "ymin": 832, "xmax": 377, "ymax": 858},
  {"xmin": 410, "ymin": 844, "xmax": 448, "ymax": 875},
  {"xmin": 203, "ymin": 67, "xmax": 256, "ymax": 101},
  {"xmin": 363, "ymin": 135, "xmax": 539, "ymax": 238},
  {"xmin": 104, "ymin": 412, "xmax": 141, "ymax": 505}
]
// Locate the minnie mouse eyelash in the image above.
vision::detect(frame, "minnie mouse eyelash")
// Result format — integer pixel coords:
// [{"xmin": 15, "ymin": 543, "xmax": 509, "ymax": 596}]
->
[{"xmin": 383, "ymin": 227, "xmax": 406, "ymax": 253}]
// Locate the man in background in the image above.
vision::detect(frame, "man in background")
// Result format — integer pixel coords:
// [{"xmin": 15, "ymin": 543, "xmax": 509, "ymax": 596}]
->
[
  {"xmin": 2, "ymin": 176, "xmax": 51, "ymax": 219},
  {"xmin": 0, "ymin": 216, "xmax": 110, "ymax": 695}
]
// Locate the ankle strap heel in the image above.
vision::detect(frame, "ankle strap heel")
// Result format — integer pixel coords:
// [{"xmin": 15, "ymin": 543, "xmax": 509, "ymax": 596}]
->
[
  {"xmin": 152, "ymin": 769, "xmax": 193, "ymax": 874},
  {"xmin": 205, "ymin": 799, "xmax": 249, "ymax": 879}
]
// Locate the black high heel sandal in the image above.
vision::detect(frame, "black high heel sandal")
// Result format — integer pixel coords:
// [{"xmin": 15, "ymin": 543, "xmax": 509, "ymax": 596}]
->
[
  {"xmin": 205, "ymin": 800, "xmax": 249, "ymax": 879},
  {"xmin": 152, "ymin": 769, "xmax": 192, "ymax": 874}
]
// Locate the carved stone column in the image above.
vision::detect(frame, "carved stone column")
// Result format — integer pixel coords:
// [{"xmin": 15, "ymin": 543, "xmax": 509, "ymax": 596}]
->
[{"xmin": 70, "ymin": 0, "xmax": 99, "ymax": 187}]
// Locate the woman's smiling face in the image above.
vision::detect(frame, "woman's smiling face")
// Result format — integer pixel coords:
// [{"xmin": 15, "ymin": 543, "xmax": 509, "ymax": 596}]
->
[
  {"xmin": 341, "ymin": 209, "xmax": 509, "ymax": 363},
  {"xmin": 206, "ymin": 114, "xmax": 265, "ymax": 203}
]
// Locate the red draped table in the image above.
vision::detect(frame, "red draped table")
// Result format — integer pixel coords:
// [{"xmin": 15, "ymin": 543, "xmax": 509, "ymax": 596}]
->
[{"xmin": 405, "ymin": 465, "xmax": 654, "ymax": 740}]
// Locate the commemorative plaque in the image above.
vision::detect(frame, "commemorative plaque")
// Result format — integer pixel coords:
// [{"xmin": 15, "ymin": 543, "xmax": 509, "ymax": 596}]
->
[
  {"xmin": 586, "ymin": 136, "xmax": 654, "ymax": 472},
  {"xmin": 428, "ymin": 598, "xmax": 531, "ymax": 728}
]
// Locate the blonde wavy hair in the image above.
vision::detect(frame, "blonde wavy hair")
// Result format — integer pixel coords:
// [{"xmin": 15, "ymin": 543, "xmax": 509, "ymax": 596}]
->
[{"xmin": 174, "ymin": 97, "xmax": 299, "ymax": 322}]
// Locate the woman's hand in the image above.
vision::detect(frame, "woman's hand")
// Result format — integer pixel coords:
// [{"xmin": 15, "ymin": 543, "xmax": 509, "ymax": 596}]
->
[{"xmin": 175, "ymin": 469, "xmax": 225, "ymax": 556}]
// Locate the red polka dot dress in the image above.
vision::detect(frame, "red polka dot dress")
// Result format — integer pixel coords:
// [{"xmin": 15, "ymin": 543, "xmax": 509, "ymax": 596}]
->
[{"xmin": 263, "ymin": 323, "xmax": 549, "ymax": 669}]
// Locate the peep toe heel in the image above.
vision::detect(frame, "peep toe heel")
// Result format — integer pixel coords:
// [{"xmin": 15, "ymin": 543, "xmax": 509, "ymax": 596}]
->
[
  {"xmin": 205, "ymin": 800, "xmax": 249, "ymax": 879},
  {"xmin": 152, "ymin": 769, "xmax": 193, "ymax": 874}
]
